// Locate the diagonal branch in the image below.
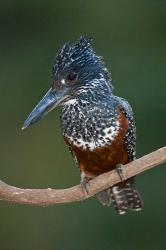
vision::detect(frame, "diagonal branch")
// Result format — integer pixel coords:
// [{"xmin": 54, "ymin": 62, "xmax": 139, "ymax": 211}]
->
[{"xmin": 0, "ymin": 146, "xmax": 166, "ymax": 206}]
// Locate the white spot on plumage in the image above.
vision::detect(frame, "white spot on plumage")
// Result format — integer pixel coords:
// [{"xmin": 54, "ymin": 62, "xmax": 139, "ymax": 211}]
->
[
  {"xmin": 64, "ymin": 99, "xmax": 77, "ymax": 105},
  {"xmin": 119, "ymin": 210, "xmax": 126, "ymax": 215},
  {"xmin": 61, "ymin": 79, "xmax": 66, "ymax": 85}
]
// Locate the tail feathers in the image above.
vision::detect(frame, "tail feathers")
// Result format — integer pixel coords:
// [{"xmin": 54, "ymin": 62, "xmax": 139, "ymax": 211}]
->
[
  {"xmin": 96, "ymin": 178, "xmax": 143, "ymax": 214},
  {"xmin": 110, "ymin": 185, "xmax": 130, "ymax": 214},
  {"xmin": 124, "ymin": 180, "xmax": 142, "ymax": 211}
]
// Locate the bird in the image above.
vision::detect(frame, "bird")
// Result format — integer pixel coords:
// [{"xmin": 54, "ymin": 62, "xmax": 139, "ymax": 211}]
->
[{"xmin": 22, "ymin": 36, "xmax": 143, "ymax": 214}]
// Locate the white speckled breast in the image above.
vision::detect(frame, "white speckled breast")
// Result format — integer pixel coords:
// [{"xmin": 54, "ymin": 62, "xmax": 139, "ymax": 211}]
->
[{"xmin": 61, "ymin": 98, "xmax": 120, "ymax": 151}]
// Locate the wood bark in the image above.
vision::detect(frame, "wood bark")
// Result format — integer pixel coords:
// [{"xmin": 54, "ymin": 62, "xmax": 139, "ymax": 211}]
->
[{"xmin": 0, "ymin": 146, "xmax": 166, "ymax": 206}]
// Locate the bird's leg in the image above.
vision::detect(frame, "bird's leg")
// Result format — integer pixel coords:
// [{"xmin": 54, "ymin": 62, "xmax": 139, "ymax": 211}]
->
[
  {"xmin": 80, "ymin": 172, "xmax": 92, "ymax": 194},
  {"xmin": 116, "ymin": 164, "xmax": 126, "ymax": 182}
]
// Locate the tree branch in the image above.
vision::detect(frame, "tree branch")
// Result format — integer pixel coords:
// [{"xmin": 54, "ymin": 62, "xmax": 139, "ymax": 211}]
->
[{"xmin": 0, "ymin": 146, "xmax": 166, "ymax": 206}]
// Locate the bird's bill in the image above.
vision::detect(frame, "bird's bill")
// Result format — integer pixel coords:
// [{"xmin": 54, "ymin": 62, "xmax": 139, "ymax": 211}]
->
[{"xmin": 22, "ymin": 88, "xmax": 68, "ymax": 130}]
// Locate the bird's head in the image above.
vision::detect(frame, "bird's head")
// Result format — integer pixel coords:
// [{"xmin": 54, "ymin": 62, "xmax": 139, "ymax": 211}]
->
[{"xmin": 22, "ymin": 36, "xmax": 112, "ymax": 129}]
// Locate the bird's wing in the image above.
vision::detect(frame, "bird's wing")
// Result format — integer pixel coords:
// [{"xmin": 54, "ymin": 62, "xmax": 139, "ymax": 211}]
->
[{"xmin": 114, "ymin": 96, "xmax": 136, "ymax": 162}]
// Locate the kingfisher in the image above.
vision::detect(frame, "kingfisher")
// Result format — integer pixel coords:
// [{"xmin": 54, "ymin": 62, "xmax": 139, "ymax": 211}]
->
[{"xmin": 22, "ymin": 36, "xmax": 142, "ymax": 214}]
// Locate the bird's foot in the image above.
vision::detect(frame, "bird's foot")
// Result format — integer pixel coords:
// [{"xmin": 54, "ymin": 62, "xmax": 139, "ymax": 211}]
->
[
  {"xmin": 80, "ymin": 172, "xmax": 92, "ymax": 194},
  {"xmin": 116, "ymin": 164, "xmax": 126, "ymax": 182}
]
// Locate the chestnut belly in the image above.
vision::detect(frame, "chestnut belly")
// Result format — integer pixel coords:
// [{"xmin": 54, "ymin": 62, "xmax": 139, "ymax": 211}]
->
[{"xmin": 67, "ymin": 137, "xmax": 129, "ymax": 177}]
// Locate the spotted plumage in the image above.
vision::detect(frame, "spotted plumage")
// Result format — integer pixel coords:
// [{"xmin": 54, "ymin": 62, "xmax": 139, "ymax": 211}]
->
[{"xmin": 23, "ymin": 36, "xmax": 143, "ymax": 214}]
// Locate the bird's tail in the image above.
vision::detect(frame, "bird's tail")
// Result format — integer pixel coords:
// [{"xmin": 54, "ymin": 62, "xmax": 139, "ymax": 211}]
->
[{"xmin": 95, "ymin": 178, "xmax": 143, "ymax": 214}]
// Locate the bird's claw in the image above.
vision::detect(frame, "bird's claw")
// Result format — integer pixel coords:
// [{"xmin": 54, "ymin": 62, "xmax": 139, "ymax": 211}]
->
[
  {"xmin": 116, "ymin": 164, "xmax": 126, "ymax": 182},
  {"xmin": 81, "ymin": 173, "xmax": 91, "ymax": 194}
]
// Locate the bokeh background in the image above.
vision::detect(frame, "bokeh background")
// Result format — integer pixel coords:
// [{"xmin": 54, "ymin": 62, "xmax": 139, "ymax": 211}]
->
[{"xmin": 0, "ymin": 1, "xmax": 166, "ymax": 249}]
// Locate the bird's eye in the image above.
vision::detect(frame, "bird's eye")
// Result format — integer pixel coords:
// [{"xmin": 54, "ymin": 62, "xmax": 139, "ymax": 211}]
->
[{"xmin": 66, "ymin": 72, "xmax": 78, "ymax": 82}]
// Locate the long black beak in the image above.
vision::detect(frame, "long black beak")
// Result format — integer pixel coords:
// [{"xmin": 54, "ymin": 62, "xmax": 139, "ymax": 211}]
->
[{"xmin": 22, "ymin": 88, "xmax": 68, "ymax": 130}]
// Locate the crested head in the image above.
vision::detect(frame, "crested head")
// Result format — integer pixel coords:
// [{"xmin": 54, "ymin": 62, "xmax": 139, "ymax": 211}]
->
[
  {"xmin": 53, "ymin": 36, "xmax": 92, "ymax": 72},
  {"xmin": 22, "ymin": 37, "xmax": 113, "ymax": 130},
  {"xmin": 51, "ymin": 36, "xmax": 112, "ymax": 94}
]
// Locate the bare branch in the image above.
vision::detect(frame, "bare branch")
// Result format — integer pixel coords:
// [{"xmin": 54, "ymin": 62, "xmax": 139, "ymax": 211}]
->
[{"xmin": 0, "ymin": 146, "xmax": 166, "ymax": 206}]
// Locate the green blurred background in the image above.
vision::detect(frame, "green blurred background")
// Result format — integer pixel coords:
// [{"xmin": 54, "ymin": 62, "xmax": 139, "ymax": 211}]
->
[{"xmin": 0, "ymin": 1, "xmax": 166, "ymax": 249}]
